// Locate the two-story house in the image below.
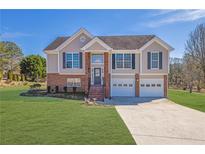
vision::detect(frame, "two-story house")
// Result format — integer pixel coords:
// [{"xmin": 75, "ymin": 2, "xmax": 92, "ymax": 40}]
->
[{"xmin": 44, "ymin": 28, "xmax": 173, "ymax": 100}]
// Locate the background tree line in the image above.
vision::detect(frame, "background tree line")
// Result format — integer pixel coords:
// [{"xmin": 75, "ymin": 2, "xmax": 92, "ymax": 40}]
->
[
  {"xmin": 169, "ymin": 23, "xmax": 205, "ymax": 92},
  {"xmin": 0, "ymin": 41, "xmax": 46, "ymax": 82}
]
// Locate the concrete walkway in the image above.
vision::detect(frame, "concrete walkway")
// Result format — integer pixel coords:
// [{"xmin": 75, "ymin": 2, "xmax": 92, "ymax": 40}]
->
[{"xmin": 115, "ymin": 98, "xmax": 205, "ymax": 145}]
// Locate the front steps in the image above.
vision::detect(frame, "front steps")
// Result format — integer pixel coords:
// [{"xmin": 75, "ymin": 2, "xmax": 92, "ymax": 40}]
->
[{"xmin": 88, "ymin": 85, "xmax": 104, "ymax": 101}]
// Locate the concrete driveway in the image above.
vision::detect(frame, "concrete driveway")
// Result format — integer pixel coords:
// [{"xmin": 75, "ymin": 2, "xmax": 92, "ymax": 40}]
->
[{"xmin": 115, "ymin": 98, "xmax": 205, "ymax": 145}]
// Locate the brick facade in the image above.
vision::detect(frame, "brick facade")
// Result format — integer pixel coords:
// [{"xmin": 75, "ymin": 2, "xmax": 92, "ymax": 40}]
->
[
  {"xmin": 164, "ymin": 75, "xmax": 168, "ymax": 97},
  {"xmin": 104, "ymin": 52, "xmax": 110, "ymax": 98},
  {"xmin": 47, "ymin": 73, "xmax": 86, "ymax": 92},
  {"xmin": 135, "ymin": 74, "xmax": 140, "ymax": 97}
]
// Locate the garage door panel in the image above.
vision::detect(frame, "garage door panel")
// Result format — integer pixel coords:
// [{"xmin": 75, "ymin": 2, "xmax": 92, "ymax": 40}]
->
[
  {"xmin": 140, "ymin": 79, "xmax": 164, "ymax": 97},
  {"xmin": 112, "ymin": 78, "xmax": 135, "ymax": 96}
]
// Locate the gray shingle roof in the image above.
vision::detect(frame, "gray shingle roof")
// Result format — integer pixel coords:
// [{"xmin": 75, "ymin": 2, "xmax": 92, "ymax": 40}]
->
[
  {"xmin": 98, "ymin": 35, "xmax": 155, "ymax": 50},
  {"xmin": 44, "ymin": 35, "xmax": 155, "ymax": 51},
  {"xmin": 44, "ymin": 37, "xmax": 70, "ymax": 50}
]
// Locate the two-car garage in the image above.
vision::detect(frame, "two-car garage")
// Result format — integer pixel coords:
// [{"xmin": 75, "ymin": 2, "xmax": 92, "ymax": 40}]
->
[{"xmin": 111, "ymin": 75, "xmax": 164, "ymax": 97}]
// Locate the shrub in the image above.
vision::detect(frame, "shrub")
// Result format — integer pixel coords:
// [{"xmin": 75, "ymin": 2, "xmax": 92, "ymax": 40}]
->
[
  {"xmin": 63, "ymin": 86, "xmax": 67, "ymax": 93},
  {"xmin": 7, "ymin": 70, "xmax": 13, "ymax": 80},
  {"xmin": 0, "ymin": 70, "xmax": 3, "ymax": 80},
  {"xmin": 12, "ymin": 74, "xmax": 17, "ymax": 81},
  {"xmin": 17, "ymin": 75, "xmax": 20, "ymax": 81},
  {"xmin": 20, "ymin": 74, "xmax": 25, "ymax": 81},
  {"xmin": 30, "ymin": 83, "xmax": 41, "ymax": 89},
  {"xmin": 47, "ymin": 86, "xmax": 51, "ymax": 93},
  {"xmin": 55, "ymin": 86, "xmax": 59, "ymax": 93}
]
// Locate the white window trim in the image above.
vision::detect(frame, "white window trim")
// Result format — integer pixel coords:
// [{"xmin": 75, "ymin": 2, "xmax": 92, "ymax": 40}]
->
[
  {"xmin": 66, "ymin": 52, "xmax": 80, "ymax": 69},
  {"xmin": 151, "ymin": 51, "xmax": 160, "ymax": 70},
  {"xmin": 115, "ymin": 53, "xmax": 132, "ymax": 69}
]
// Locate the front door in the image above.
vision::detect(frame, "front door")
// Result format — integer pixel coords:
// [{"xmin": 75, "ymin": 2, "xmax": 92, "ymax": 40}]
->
[{"xmin": 94, "ymin": 68, "xmax": 101, "ymax": 85}]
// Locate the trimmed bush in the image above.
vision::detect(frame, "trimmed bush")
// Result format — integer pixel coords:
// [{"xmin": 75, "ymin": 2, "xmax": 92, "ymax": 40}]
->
[
  {"xmin": 7, "ymin": 70, "xmax": 13, "ymax": 80},
  {"xmin": 47, "ymin": 86, "xmax": 51, "ymax": 93},
  {"xmin": 17, "ymin": 75, "xmax": 20, "ymax": 81},
  {"xmin": 12, "ymin": 74, "xmax": 16, "ymax": 81},
  {"xmin": 20, "ymin": 74, "xmax": 25, "ymax": 81},
  {"xmin": 0, "ymin": 70, "xmax": 3, "ymax": 80},
  {"xmin": 63, "ymin": 86, "xmax": 67, "ymax": 93},
  {"xmin": 55, "ymin": 86, "xmax": 59, "ymax": 93}
]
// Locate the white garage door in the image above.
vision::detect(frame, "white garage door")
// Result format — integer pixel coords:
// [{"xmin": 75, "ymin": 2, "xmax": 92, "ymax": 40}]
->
[
  {"xmin": 111, "ymin": 78, "xmax": 135, "ymax": 96},
  {"xmin": 140, "ymin": 79, "xmax": 164, "ymax": 97}
]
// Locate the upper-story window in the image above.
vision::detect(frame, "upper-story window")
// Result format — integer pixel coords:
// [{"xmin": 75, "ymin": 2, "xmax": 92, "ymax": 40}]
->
[
  {"xmin": 116, "ymin": 53, "xmax": 132, "ymax": 69},
  {"xmin": 66, "ymin": 52, "xmax": 80, "ymax": 68},
  {"xmin": 92, "ymin": 54, "xmax": 104, "ymax": 64},
  {"xmin": 151, "ymin": 52, "xmax": 159, "ymax": 69}
]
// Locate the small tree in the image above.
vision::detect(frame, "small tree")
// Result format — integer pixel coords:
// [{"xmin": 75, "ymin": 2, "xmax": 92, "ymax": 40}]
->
[{"xmin": 20, "ymin": 55, "xmax": 46, "ymax": 81}]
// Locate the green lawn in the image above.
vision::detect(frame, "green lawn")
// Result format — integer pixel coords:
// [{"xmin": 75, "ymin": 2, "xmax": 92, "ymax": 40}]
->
[
  {"xmin": 168, "ymin": 89, "xmax": 205, "ymax": 112},
  {"xmin": 0, "ymin": 87, "xmax": 135, "ymax": 145}
]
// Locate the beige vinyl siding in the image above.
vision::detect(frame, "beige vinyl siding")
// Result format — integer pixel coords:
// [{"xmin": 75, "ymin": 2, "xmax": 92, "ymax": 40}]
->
[
  {"xmin": 59, "ymin": 33, "xmax": 91, "ymax": 74},
  {"xmin": 140, "ymin": 75, "xmax": 164, "ymax": 79},
  {"xmin": 112, "ymin": 74, "xmax": 135, "ymax": 79},
  {"xmin": 111, "ymin": 53, "xmax": 140, "ymax": 74},
  {"xmin": 86, "ymin": 42, "xmax": 107, "ymax": 50},
  {"xmin": 47, "ymin": 54, "xmax": 58, "ymax": 73},
  {"xmin": 141, "ymin": 41, "xmax": 169, "ymax": 74}
]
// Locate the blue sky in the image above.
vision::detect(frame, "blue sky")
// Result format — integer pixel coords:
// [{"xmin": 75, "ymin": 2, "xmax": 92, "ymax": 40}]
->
[{"xmin": 1, "ymin": 9, "xmax": 205, "ymax": 58}]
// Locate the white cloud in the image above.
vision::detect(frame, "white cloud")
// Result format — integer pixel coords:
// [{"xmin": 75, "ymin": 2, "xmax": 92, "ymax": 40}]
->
[
  {"xmin": 0, "ymin": 32, "xmax": 32, "ymax": 39},
  {"xmin": 147, "ymin": 10, "xmax": 205, "ymax": 27},
  {"xmin": 151, "ymin": 9, "xmax": 178, "ymax": 16}
]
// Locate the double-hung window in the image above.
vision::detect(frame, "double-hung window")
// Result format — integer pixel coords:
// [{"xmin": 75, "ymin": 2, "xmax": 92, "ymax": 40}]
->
[
  {"xmin": 116, "ymin": 53, "xmax": 132, "ymax": 69},
  {"xmin": 116, "ymin": 54, "xmax": 123, "ymax": 68},
  {"xmin": 151, "ymin": 52, "xmax": 159, "ymax": 69},
  {"xmin": 66, "ymin": 52, "xmax": 80, "ymax": 68},
  {"xmin": 124, "ymin": 54, "xmax": 132, "ymax": 68}
]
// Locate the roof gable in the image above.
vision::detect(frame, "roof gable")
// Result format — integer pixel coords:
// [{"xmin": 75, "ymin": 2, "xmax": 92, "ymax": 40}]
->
[
  {"xmin": 81, "ymin": 37, "xmax": 112, "ymax": 50},
  {"xmin": 139, "ymin": 36, "xmax": 174, "ymax": 51}
]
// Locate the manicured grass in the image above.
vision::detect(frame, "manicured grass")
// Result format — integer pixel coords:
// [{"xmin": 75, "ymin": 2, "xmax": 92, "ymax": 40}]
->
[
  {"xmin": 0, "ymin": 87, "xmax": 135, "ymax": 144},
  {"xmin": 168, "ymin": 89, "xmax": 205, "ymax": 112}
]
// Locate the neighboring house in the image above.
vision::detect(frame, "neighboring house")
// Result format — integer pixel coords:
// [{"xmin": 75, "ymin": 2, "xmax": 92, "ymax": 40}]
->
[{"xmin": 44, "ymin": 28, "xmax": 173, "ymax": 100}]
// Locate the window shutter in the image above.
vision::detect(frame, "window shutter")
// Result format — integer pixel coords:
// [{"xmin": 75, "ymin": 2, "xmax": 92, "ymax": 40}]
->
[
  {"xmin": 132, "ymin": 54, "xmax": 135, "ymax": 69},
  {"xmin": 159, "ymin": 52, "xmax": 162, "ymax": 69},
  {"xmin": 79, "ymin": 52, "xmax": 83, "ymax": 68},
  {"xmin": 147, "ymin": 52, "xmax": 151, "ymax": 69},
  {"xmin": 112, "ymin": 54, "xmax": 115, "ymax": 69},
  {"xmin": 63, "ymin": 52, "xmax": 66, "ymax": 68}
]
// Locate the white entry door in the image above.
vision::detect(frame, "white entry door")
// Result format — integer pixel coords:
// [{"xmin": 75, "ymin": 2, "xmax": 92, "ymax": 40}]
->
[
  {"xmin": 111, "ymin": 78, "xmax": 135, "ymax": 96},
  {"xmin": 140, "ymin": 79, "xmax": 164, "ymax": 97}
]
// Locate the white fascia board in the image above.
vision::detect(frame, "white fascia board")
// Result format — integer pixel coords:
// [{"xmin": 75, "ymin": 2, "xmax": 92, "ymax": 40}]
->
[
  {"xmin": 81, "ymin": 37, "xmax": 113, "ymax": 50},
  {"xmin": 44, "ymin": 50, "xmax": 58, "ymax": 54},
  {"xmin": 139, "ymin": 37, "xmax": 174, "ymax": 52},
  {"xmin": 84, "ymin": 50, "xmax": 109, "ymax": 53},
  {"xmin": 56, "ymin": 28, "xmax": 93, "ymax": 51},
  {"xmin": 111, "ymin": 73, "xmax": 136, "ymax": 76},
  {"xmin": 140, "ymin": 73, "xmax": 168, "ymax": 76},
  {"xmin": 111, "ymin": 50, "xmax": 140, "ymax": 53}
]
